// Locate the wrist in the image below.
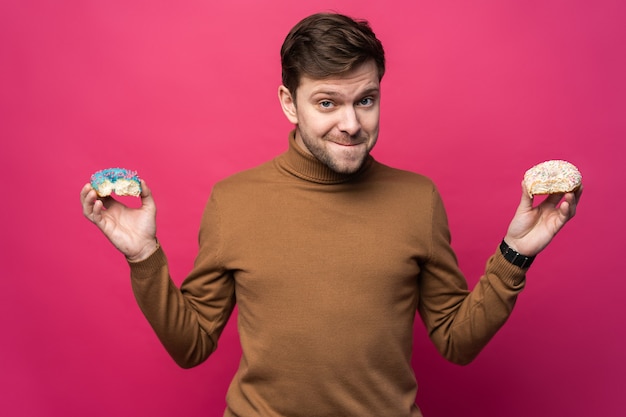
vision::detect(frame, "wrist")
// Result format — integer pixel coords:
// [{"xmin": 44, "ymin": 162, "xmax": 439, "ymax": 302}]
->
[
  {"xmin": 499, "ymin": 239, "xmax": 535, "ymax": 269},
  {"xmin": 126, "ymin": 238, "xmax": 160, "ymax": 263}
]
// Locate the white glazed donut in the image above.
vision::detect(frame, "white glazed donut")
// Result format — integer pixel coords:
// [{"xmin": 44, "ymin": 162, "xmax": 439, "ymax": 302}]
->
[
  {"xmin": 523, "ymin": 160, "xmax": 582, "ymax": 197},
  {"xmin": 90, "ymin": 168, "xmax": 141, "ymax": 197}
]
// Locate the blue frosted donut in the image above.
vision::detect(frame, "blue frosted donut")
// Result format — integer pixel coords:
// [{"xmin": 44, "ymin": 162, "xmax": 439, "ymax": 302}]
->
[{"xmin": 90, "ymin": 168, "xmax": 141, "ymax": 197}]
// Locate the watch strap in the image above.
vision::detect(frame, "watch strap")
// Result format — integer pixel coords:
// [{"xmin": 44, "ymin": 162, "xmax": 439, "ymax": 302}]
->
[{"xmin": 499, "ymin": 240, "xmax": 535, "ymax": 269}]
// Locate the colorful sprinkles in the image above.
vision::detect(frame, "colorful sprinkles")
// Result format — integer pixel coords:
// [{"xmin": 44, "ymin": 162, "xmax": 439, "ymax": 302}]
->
[{"xmin": 90, "ymin": 168, "xmax": 141, "ymax": 196}]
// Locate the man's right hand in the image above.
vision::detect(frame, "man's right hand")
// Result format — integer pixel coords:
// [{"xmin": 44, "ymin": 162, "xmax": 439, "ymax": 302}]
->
[{"xmin": 80, "ymin": 179, "xmax": 158, "ymax": 262}]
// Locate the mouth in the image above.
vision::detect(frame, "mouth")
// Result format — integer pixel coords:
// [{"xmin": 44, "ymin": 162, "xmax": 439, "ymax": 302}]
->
[{"xmin": 329, "ymin": 140, "xmax": 365, "ymax": 147}]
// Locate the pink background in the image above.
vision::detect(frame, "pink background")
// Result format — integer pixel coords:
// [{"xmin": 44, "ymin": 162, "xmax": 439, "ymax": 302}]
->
[{"xmin": 1, "ymin": 1, "xmax": 623, "ymax": 416}]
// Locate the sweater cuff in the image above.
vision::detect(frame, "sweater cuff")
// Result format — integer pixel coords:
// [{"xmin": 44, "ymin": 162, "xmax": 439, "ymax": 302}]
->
[
  {"xmin": 128, "ymin": 246, "xmax": 168, "ymax": 280},
  {"xmin": 489, "ymin": 250, "xmax": 527, "ymax": 288}
]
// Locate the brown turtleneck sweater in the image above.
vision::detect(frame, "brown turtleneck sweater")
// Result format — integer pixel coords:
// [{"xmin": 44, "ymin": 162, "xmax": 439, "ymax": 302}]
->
[{"xmin": 129, "ymin": 131, "xmax": 526, "ymax": 417}]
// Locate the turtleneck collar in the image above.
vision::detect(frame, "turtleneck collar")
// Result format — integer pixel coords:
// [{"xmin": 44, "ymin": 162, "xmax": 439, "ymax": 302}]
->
[{"xmin": 276, "ymin": 130, "xmax": 374, "ymax": 185}]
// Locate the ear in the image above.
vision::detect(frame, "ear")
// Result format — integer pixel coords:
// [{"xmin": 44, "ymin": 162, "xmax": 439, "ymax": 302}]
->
[{"xmin": 278, "ymin": 85, "xmax": 298, "ymax": 124}]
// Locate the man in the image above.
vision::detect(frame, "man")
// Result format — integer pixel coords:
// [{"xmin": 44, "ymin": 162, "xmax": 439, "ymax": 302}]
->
[{"xmin": 80, "ymin": 13, "xmax": 581, "ymax": 417}]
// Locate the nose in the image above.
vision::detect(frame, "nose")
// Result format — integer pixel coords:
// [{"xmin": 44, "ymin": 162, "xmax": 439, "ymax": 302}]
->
[{"xmin": 337, "ymin": 106, "xmax": 361, "ymax": 136}]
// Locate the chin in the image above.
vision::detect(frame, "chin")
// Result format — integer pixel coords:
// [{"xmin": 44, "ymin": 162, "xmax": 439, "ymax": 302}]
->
[{"xmin": 327, "ymin": 158, "xmax": 367, "ymax": 174}]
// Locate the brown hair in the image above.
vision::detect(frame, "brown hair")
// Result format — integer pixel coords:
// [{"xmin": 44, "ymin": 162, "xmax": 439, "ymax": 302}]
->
[{"xmin": 280, "ymin": 13, "xmax": 386, "ymax": 97}]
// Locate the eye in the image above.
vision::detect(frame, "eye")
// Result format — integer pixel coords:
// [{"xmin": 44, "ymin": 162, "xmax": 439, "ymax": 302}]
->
[
  {"xmin": 358, "ymin": 97, "xmax": 374, "ymax": 106},
  {"xmin": 319, "ymin": 100, "xmax": 334, "ymax": 109}
]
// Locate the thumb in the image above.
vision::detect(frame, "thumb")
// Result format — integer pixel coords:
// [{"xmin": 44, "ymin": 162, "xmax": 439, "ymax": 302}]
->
[
  {"xmin": 138, "ymin": 179, "xmax": 157, "ymax": 212},
  {"xmin": 518, "ymin": 181, "xmax": 534, "ymax": 211}
]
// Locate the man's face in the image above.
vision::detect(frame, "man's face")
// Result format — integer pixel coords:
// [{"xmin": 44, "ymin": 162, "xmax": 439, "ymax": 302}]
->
[{"xmin": 279, "ymin": 60, "xmax": 381, "ymax": 174}]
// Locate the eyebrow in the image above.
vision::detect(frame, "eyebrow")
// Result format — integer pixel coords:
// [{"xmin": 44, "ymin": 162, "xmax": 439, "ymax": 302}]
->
[{"xmin": 311, "ymin": 87, "xmax": 380, "ymax": 99}]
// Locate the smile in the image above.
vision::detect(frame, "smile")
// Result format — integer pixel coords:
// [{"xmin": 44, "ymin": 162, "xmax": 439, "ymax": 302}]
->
[{"xmin": 330, "ymin": 141, "xmax": 364, "ymax": 147}]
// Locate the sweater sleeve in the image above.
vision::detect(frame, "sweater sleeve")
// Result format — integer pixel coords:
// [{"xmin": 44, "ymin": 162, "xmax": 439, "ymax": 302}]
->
[
  {"xmin": 129, "ymin": 191, "xmax": 236, "ymax": 369},
  {"xmin": 416, "ymin": 186, "xmax": 526, "ymax": 365}
]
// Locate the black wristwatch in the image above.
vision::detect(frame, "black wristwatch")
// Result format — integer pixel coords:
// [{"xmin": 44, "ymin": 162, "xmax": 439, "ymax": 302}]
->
[{"xmin": 499, "ymin": 239, "xmax": 535, "ymax": 269}]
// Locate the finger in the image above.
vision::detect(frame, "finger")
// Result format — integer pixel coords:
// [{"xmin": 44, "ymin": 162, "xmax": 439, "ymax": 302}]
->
[
  {"xmin": 139, "ymin": 179, "xmax": 150, "ymax": 198},
  {"xmin": 80, "ymin": 184, "xmax": 108, "ymax": 225},
  {"xmin": 563, "ymin": 191, "xmax": 579, "ymax": 218},
  {"xmin": 544, "ymin": 192, "xmax": 565, "ymax": 207},
  {"xmin": 558, "ymin": 185, "xmax": 583, "ymax": 209},
  {"xmin": 551, "ymin": 192, "xmax": 578, "ymax": 227},
  {"xmin": 81, "ymin": 184, "xmax": 97, "ymax": 217},
  {"xmin": 92, "ymin": 198, "xmax": 104, "ymax": 224},
  {"xmin": 139, "ymin": 179, "xmax": 156, "ymax": 210},
  {"xmin": 557, "ymin": 197, "xmax": 570, "ymax": 216},
  {"xmin": 80, "ymin": 183, "xmax": 93, "ymax": 202},
  {"xmin": 99, "ymin": 195, "xmax": 116, "ymax": 210},
  {"xmin": 80, "ymin": 183, "xmax": 99, "ymax": 206},
  {"xmin": 574, "ymin": 184, "xmax": 584, "ymax": 201},
  {"xmin": 519, "ymin": 181, "xmax": 534, "ymax": 208}
]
